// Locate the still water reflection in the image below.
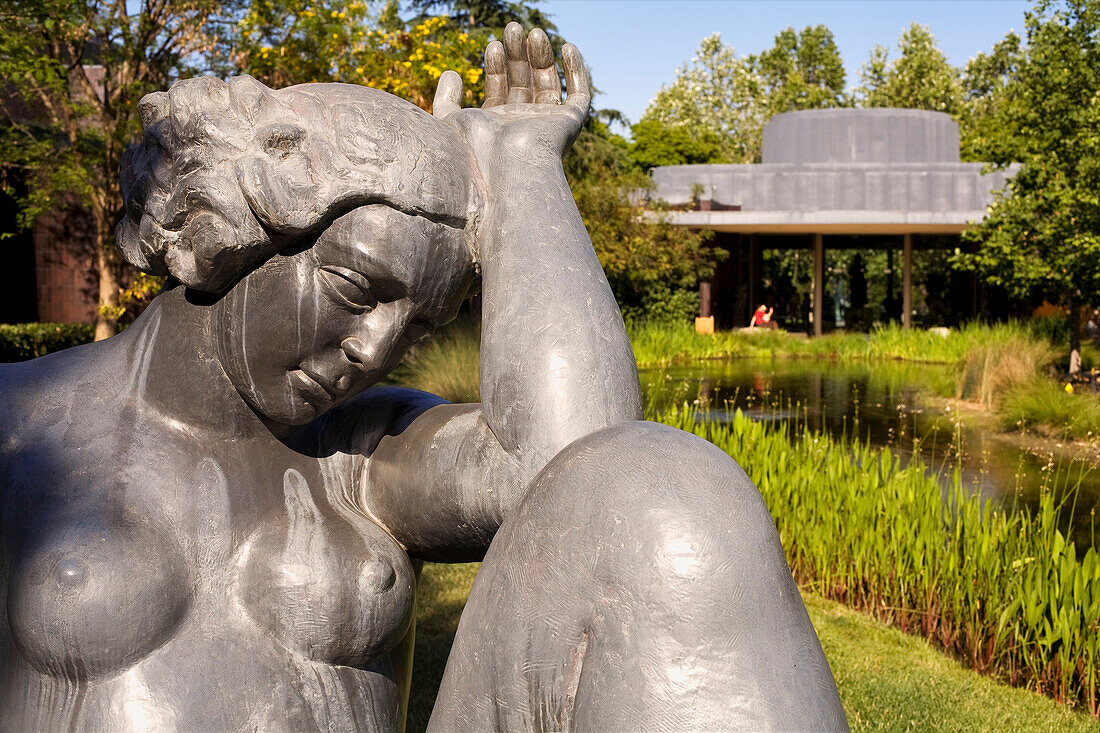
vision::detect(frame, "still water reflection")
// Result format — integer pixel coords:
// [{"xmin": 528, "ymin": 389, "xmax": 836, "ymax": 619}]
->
[{"xmin": 640, "ymin": 359, "xmax": 1099, "ymax": 546}]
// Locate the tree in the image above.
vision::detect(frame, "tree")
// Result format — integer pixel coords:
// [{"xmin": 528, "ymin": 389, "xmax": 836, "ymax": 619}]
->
[
  {"xmin": 958, "ymin": 32, "xmax": 1023, "ymax": 161},
  {"xmin": 231, "ymin": 0, "xmax": 377, "ymax": 88},
  {"xmin": 405, "ymin": 0, "xmax": 554, "ymax": 34},
  {"xmin": 640, "ymin": 26, "xmax": 847, "ymax": 165},
  {"xmin": 628, "ymin": 118, "xmax": 723, "ymax": 170},
  {"xmin": 563, "ymin": 116, "xmax": 725, "ymax": 322},
  {"xmin": 958, "ymin": 0, "xmax": 1100, "ymax": 353},
  {"xmin": 640, "ymin": 33, "xmax": 764, "ymax": 163},
  {"xmin": 234, "ymin": 0, "xmax": 488, "ymax": 111},
  {"xmin": 856, "ymin": 23, "xmax": 963, "ymax": 113},
  {"xmin": 0, "ymin": 0, "xmax": 224, "ymax": 339},
  {"xmin": 756, "ymin": 25, "xmax": 847, "ymax": 115}
]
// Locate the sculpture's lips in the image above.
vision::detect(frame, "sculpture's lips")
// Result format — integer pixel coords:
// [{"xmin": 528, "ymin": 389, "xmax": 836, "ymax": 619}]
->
[{"xmin": 289, "ymin": 368, "xmax": 335, "ymax": 406}]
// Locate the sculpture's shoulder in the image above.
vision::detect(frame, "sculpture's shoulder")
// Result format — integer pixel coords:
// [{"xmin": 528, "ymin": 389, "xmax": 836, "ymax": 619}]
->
[
  {"xmin": 0, "ymin": 353, "xmax": 58, "ymax": 444},
  {"xmin": 0, "ymin": 340, "xmax": 124, "ymax": 471}
]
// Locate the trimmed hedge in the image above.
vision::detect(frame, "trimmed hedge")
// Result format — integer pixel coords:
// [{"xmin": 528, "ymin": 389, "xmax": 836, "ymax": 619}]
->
[{"xmin": 0, "ymin": 322, "xmax": 94, "ymax": 362}]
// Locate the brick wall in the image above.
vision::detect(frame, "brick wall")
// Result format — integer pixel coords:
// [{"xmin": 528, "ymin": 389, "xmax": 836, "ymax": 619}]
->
[{"xmin": 33, "ymin": 206, "xmax": 97, "ymax": 323}]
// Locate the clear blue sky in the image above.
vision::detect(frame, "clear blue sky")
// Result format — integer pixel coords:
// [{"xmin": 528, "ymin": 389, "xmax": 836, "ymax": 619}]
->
[{"xmin": 540, "ymin": 0, "xmax": 1032, "ymax": 127}]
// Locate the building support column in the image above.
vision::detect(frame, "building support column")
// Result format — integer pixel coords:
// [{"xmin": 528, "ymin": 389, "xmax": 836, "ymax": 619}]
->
[
  {"xmin": 699, "ymin": 280, "xmax": 711, "ymax": 318},
  {"xmin": 813, "ymin": 233, "xmax": 824, "ymax": 337},
  {"xmin": 749, "ymin": 234, "xmax": 759, "ymax": 318},
  {"xmin": 902, "ymin": 233, "xmax": 913, "ymax": 329}
]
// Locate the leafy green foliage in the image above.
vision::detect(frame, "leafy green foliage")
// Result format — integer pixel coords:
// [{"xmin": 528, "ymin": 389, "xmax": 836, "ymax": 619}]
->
[
  {"xmin": 232, "ymin": 0, "xmax": 378, "ymax": 87},
  {"xmin": 0, "ymin": 323, "xmax": 94, "ymax": 361},
  {"xmin": 757, "ymin": 25, "xmax": 847, "ymax": 115},
  {"xmin": 405, "ymin": 0, "xmax": 554, "ymax": 34},
  {"xmin": 959, "ymin": 32, "xmax": 1024, "ymax": 161},
  {"xmin": 639, "ymin": 26, "xmax": 848, "ymax": 164},
  {"xmin": 639, "ymin": 33, "xmax": 764, "ymax": 163},
  {"xmin": 1000, "ymin": 377, "xmax": 1100, "ymax": 439},
  {"xmin": 956, "ymin": 335, "xmax": 1057, "ymax": 407},
  {"xmin": 234, "ymin": 1, "xmax": 488, "ymax": 111},
  {"xmin": 628, "ymin": 119, "xmax": 723, "ymax": 170},
  {"xmin": 855, "ymin": 23, "xmax": 963, "ymax": 113},
  {"xmin": 627, "ymin": 319, "xmax": 1054, "ymax": 369},
  {"xmin": 958, "ymin": 0, "xmax": 1100, "ymax": 351}
]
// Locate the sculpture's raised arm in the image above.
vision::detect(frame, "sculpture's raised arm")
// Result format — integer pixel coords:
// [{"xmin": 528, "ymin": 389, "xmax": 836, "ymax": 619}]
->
[
  {"xmin": 437, "ymin": 26, "xmax": 642, "ymax": 474},
  {"xmin": 364, "ymin": 25, "xmax": 642, "ymax": 558}
]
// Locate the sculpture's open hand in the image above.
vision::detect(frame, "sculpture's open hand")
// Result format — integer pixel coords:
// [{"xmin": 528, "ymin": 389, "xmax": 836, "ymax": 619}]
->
[{"xmin": 432, "ymin": 22, "xmax": 590, "ymax": 174}]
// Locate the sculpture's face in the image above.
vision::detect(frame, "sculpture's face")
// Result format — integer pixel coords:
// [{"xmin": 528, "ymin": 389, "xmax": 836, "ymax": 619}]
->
[
  {"xmin": 212, "ymin": 204, "xmax": 475, "ymax": 424},
  {"xmin": 116, "ymin": 76, "xmax": 484, "ymax": 423}
]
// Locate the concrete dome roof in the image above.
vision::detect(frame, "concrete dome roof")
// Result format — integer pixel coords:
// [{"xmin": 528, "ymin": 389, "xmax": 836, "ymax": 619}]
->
[{"xmin": 761, "ymin": 108, "xmax": 960, "ymax": 165}]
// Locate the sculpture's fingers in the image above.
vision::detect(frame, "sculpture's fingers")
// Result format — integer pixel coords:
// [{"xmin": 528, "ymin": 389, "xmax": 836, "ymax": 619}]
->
[
  {"xmin": 432, "ymin": 70, "xmax": 463, "ymax": 118},
  {"xmin": 562, "ymin": 43, "xmax": 591, "ymax": 112},
  {"xmin": 503, "ymin": 21, "xmax": 533, "ymax": 104},
  {"xmin": 483, "ymin": 40, "xmax": 507, "ymax": 108},
  {"xmin": 528, "ymin": 28, "xmax": 560, "ymax": 105}
]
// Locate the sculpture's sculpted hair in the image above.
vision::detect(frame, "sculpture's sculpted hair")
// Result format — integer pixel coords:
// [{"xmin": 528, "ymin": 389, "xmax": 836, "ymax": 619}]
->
[{"xmin": 118, "ymin": 75, "xmax": 480, "ymax": 294}]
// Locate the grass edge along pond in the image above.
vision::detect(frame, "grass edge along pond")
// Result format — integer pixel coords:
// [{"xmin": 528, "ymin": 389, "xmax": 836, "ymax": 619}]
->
[
  {"xmin": 627, "ymin": 319, "xmax": 1070, "ymax": 368},
  {"xmin": 630, "ymin": 319, "xmax": 1100, "ymax": 441},
  {"xmin": 409, "ymin": 563, "xmax": 1097, "ymax": 732},
  {"xmin": 629, "ymin": 316, "xmax": 1100, "ymax": 367}
]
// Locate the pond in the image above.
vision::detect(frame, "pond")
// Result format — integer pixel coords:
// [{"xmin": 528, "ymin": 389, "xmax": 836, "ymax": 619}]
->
[{"xmin": 640, "ymin": 359, "xmax": 1100, "ymax": 547}]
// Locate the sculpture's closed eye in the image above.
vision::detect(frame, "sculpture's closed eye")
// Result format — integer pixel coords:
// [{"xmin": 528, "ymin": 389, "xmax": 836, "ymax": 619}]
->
[{"xmin": 319, "ymin": 266, "xmax": 376, "ymax": 312}]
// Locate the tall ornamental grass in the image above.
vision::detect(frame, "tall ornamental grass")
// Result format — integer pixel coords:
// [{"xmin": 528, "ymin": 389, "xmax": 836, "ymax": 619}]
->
[
  {"xmin": 659, "ymin": 407, "xmax": 1100, "ymax": 715},
  {"xmin": 386, "ymin": 316, "xmax": 481, "ymax": 403},
  {"xmin": 956, "ymin": 337, "xmax": 1057, "ymax": 408}
]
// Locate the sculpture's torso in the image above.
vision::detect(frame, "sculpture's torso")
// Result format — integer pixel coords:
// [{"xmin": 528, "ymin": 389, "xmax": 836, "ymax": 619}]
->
[{"xmin": 0, "ymin": 341, "xmax": 416, "ymax": 732}]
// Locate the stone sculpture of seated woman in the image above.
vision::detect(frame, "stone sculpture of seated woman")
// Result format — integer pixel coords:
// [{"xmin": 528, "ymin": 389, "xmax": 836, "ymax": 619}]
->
[{"xmin": 0, "ymin": 24, "xmax": 846, "ymax": 731}]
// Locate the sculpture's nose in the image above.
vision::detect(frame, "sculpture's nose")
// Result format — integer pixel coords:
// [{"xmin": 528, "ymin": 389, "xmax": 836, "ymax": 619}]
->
[
  {"xmin": 138, "ymin": 92, "xmax": 169, "ymax": 127},
  {"xmin": 341, "ymin": 301, "xmax": 416, "ymax": 372}
]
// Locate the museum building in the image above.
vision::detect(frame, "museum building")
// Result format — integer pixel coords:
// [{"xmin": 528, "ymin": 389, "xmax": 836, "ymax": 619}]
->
[{"xmin": 650, "ymin": 108, "xmax": 1019, "ymax": 333}]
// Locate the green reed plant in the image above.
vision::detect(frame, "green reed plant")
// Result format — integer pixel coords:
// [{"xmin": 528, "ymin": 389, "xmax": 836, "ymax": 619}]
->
[{"xmin": 658, "ymin": 406, "xmax": 1100, "ymax": 715}]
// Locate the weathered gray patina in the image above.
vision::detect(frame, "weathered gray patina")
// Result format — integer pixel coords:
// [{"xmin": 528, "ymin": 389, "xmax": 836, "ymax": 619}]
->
[{"xmin": 0, "ymin": 25, "xmax": 847, "ymax": 731}]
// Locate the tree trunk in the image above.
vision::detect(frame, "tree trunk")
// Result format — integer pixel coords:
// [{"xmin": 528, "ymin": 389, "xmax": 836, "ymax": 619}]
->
[
  {"xmin": 1069, "ymin": 292, "xmax": 1082, "ymax": 354},
  {"xmin": 93, "ymin": 213, "xmax": 120, "ymax": 341}
]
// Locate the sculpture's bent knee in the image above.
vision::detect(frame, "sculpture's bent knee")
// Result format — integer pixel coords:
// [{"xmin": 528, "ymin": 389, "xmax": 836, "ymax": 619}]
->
[{"xmin": 430, "ymin": 421, "xmax": 848, "ymax": 732}]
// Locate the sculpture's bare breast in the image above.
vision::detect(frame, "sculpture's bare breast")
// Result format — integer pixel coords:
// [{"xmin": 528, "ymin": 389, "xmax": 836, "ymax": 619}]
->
[{"xmin": 0, "ymin": 360, "xmax": 415, "ymax": 731}]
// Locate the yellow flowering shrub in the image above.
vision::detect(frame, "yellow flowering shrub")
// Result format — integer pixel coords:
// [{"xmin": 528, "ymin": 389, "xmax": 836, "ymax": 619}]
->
[{"xmin": 234, "ymin": 0, "xmax": 486, "ymax": 112}]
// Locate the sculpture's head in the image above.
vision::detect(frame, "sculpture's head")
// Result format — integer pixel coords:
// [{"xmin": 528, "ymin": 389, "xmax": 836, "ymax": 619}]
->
[{"xmin": 119, "ymin": 76, "xmax": 480, "ymax": 423}]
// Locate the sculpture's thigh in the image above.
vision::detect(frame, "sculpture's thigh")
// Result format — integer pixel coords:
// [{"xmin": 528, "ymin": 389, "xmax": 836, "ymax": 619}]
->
[{"xmin": 428, "ymin": 421, "xmax": 847, "ymax": 732}]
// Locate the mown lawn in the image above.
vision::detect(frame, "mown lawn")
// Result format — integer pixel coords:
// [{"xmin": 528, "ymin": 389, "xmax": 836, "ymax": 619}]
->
[
  {"xmin": 806, "ymin": 593, "xmax": 1097, "ymax": 732},
  {"xmin": 405, "ymin": 562, "xmax": 1098, "ymax": 733}
]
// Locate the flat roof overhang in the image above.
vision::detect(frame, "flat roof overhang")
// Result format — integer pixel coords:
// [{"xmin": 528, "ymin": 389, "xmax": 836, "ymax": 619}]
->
[{"xmin": 665, "ymin": 209, "xmax": 980, "ymax": 234}]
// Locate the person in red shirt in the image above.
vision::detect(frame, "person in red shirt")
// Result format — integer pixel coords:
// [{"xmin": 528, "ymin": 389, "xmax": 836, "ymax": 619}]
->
[{"xmin": 750, "ymin": 304, "xmax": 774, "ymax": 328}]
